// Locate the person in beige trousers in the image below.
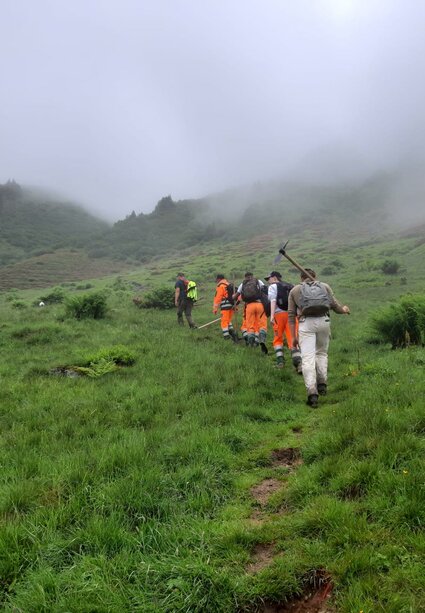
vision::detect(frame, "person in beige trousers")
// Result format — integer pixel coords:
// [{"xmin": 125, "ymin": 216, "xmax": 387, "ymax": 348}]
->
[{"xmin": 288, "ymin": 268, "xmax": 350, "ymax": 408}]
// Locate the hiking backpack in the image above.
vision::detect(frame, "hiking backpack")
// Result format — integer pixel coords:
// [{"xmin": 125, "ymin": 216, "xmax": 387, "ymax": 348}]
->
[
  {"xmin": 241, "ymin": 278, "xmax": 262, "ymax": 303},
  {"xmin": 299, "ymin": 281, "xmax": 330, "ymax": 316},
  {"xmin": 276, "ymin": 281, "xmax": 293, "ymax": 311},
  {"xmin": 260, "ymin": 284, "xmax": 271, "ymax": 317},
  {"xmin": 186, "ymin": 280, "xmax": 198, "ymax": 302}
]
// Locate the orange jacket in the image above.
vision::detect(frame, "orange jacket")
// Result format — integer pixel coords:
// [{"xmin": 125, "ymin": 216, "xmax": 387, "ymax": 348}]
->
[{"xmin": 213, "ymin": 279, "xmax": 233, "ymax": 312}]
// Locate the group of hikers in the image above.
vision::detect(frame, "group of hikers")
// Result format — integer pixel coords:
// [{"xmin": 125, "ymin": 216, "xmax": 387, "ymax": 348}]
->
[{"xmin": 174, "ymin": 270, "xmax": 350, "ymax": 408}]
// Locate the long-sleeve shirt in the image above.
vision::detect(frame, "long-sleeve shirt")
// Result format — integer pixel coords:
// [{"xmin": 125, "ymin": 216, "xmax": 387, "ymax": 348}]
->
[{"xmin": 288, "ymin": 281, "xmax": 346, "ymax": 325}]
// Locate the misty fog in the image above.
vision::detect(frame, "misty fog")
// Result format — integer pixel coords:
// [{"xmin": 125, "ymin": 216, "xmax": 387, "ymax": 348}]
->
[{"xmin": 1, "ymin": 0, "xmax": 425, "ymax": 223}]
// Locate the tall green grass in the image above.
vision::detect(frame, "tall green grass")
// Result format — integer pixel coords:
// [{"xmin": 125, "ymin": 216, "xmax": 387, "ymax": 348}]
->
[{"xmin": 1, "ymin": 236, "xmax": 425, "ymax": 611}]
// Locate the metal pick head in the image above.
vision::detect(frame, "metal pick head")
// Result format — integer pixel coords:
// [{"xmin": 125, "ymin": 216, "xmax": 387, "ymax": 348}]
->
[{"xmin": 274, "ymin": 240, "xmax": 289, "ymax": 263}]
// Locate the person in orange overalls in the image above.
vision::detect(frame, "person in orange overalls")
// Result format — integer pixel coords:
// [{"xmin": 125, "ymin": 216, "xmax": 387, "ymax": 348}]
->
[
  {"xmin": 266, "ymin": 271, "xmax": 300, "ymax": 370},
  {"xmin": 236, "ymin": 272, "xmax": 267, "ymax": 352},
  {"xmin": 213, "ymin": 275, "xmax": 236, "ymax": 340}
]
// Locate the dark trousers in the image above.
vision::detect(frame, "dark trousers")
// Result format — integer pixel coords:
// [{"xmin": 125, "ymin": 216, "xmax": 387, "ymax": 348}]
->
[{"xmin": 177, "ymin": 299, "xmax": 195, "ymax": 327}]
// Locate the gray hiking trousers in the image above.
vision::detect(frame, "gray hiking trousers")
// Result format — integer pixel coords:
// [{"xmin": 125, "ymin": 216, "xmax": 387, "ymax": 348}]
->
[{"xmin": 177, "ymin": 298, "xmax": 195, "ymax": 327}]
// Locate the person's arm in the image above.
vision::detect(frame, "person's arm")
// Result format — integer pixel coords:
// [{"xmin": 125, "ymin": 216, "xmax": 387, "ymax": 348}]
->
[
  {"xmin": 268, "ymin": 284, "xmax": 277, "ymax": 324},
  {"xmin": 288, "ymin": 288, "xmax": 298, "ymax": 347},
  {"xmin": 213, "ymin": 284, "xmax": 224, "ymax": 314},
  {"xmin": 324, "ymin": 283, "xmax": 350, "ymax": 315},
  {"xmin": 175, "ymin": 285, "xmax": 180, "ymax": 307}
]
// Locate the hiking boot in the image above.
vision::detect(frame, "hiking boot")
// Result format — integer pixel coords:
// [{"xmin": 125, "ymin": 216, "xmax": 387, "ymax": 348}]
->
[
  {"xmin": 260, "ymin": 342, "xmax": 268, "ymax": 355},
  {"xmin": 306, "ymin": 394, "xmax": 319, "ymax": 408},
  {"xmin": 244, "ymin": 336, "xmax": 249, "ymax": 346},
  {"xmin": 292, "ymin": 355, "xmax": 302, "ymax": 368},
  {"xmin": 189, "ymin": 324, "xmax": 198, "ymax": 329},
  {"xmin": 318, "ymin": 383, "xmax": 327, "ymax": 396},
  {"xmin": 276, "ymin": 356, "xmax": 284, "ymax": 367},
  {"xmin": 296, "ymin": 362, "xmax": 303, "ymax": 375}
]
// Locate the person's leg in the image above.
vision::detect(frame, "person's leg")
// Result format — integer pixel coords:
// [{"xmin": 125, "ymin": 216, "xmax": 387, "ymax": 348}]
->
[
  {"xmin": 246, "ymin": 303, "xmax": 256, "ymax": 346},
  {"xmin": 185, "ymin": 300, "xmax": 196, "ymax": 328},
  {"xmin": 177, "ymin": 300, "xmax": 185, "ymax": 325},
  {"xmin": 273, "ymin": 311, "xmax": 285, "ymax": 367},
  {"xmin": 227, "ymin": 309, "xmax": 238, "ymax": 340},
  {"xmin": 220, "ymin": 309, "xmax": 232, "ymax": 340},
  {"xmin": 298, "ymin": 317, "xmax": 318, "ymax": 399},
  {"xmin": 315, "ymin": 317, "xmax": 331, "ymax": 393},
  {"xmin": 241, "ymin": 309, "xmax": 248, "ymax": 344},
  {"xmin": 258, "ymin": 306, "xmax": 267, "ymax": 347},
  {"xmin": 284, "ymin": 314, "xmax": 301, "ymax": 370}
]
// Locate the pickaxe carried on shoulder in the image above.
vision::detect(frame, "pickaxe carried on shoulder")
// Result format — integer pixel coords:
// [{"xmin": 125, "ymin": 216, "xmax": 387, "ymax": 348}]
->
[{"xmin": 274, "ymin": 240, "xmax": 315, "ymax": 282}]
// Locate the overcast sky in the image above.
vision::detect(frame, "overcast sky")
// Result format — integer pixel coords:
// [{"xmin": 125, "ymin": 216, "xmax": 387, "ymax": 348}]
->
[{"xmin": 1, "ymin": 0, "xmax": 425, "ymax": 220}]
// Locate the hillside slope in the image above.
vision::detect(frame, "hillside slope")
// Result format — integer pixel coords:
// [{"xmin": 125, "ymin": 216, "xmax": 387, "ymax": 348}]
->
[
  {"xmin": 0, "ymin": 181, "xmax": 109, "ymax": 266},
  {"xmin": 89, "ymin": 175, "xmax": 396, "ymax": 263},
  {"xmin": 1, "ymin": 228, "xmax": 424, "ymax": 611}
]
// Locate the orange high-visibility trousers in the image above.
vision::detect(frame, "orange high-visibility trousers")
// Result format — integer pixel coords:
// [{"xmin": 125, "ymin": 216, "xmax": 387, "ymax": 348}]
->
[
  {"xmin": 241, "ymin": 310, "xmax": 247, "ymax": 333},
  {"xmin": 246, "ymin": 302, "xmax": 267, "ymax": 334},
  {"xmin": 220, "ymin": 309, "xmax": 234, "ymax": 331},
  {"xmin": 272, "ymin": 311, "xmax": 297, "ymax": 349}
]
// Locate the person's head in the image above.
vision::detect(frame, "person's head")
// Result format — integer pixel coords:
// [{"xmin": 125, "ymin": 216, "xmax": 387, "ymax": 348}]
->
[
  {"xmin": 177, "ymin": 272, "xmax": 185, "ymax": 280},
  {"xmin": 215, "ymin": 274, "xmax": 225, "ymax": 282},
  {"xmin": 244, "ymin": 271, "xmax": 253, "ymax": 280},
  {"xmin": 300, "ymin": 268, "xmax": 316, "ymax": 281},
  {"xmin": 265, "ymin": 271, "xmax": 282, "ymax": 284}
]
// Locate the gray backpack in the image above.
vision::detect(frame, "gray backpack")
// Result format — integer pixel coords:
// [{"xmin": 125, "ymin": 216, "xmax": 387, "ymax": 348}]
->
[{"xmin": 299, "ymin": 282, "xmax": 330, "ymax": 316}]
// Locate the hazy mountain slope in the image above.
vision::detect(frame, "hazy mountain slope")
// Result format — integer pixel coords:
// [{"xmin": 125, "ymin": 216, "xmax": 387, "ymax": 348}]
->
[
  {"xmin": 90, "ymin": 174, "xmax": 397, "ymax": 264},
  {"xmin": 0, "ymin": 181, "xmax": 109, "ymax": 266},
  {"xmin": 1, "ymin": 174, "xmax": 423, "ymax": 290}
]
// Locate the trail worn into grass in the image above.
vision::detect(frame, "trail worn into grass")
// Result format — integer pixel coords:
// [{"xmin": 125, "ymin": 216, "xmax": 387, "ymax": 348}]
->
[{"xmin": 1, "ymin": 253, "xmax": 425, "ymax": 612}]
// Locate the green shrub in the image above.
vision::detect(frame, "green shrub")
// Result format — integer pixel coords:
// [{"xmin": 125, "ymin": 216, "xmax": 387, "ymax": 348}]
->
[
  {"xmin": 381, "ymin": 259, "xmax": 400, "ymax": 275},
  {"xmin": 65, "ymin": 292, "xmax": 107, "ymax": 319},
  {"xmin": 74, "ymin": 358, "xmax": 118, "ymax": 378},
  {"xmin": 371, "ymin": 294, "xmax": 425, "ymax": 347},
  {"xmin": 83, "ymin": 345, "xmax": 136, "ymax": 366},
  {"xmin": 11, "ymin": 300, "xmax": 27, "ymax": 309},
  {"xmin": 39, "ymin": 287, "xmax": 65, "ymax": 304},
  {"xmin": 134, "ymin": 286, "xmax": 175, "ymax": 309}
]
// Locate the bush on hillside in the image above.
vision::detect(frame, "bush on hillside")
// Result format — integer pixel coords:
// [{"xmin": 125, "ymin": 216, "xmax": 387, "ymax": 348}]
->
[
  {"xmin": 371, "ymin": 294, "xmax": 425, "ymax": 348},
  {"xmin": 65, "ymin": 292, "xmax": 107, "ymax": 319},
  {"xmin": 133, "ymin": 287, "xmax": 175, "ymax": 309},
  {"xmin": 83, "ymin": 345, "xmax": 136, "ymax": 366},
  {"xmin": 38, "ymin": 287, "xmax": 65, "ymax": 304},
  {"xmin": 381, "ymin": 259, "xmax": 400, "ymax": 275}
]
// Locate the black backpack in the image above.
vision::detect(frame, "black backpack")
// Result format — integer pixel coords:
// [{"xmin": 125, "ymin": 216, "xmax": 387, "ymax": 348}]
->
[
  {"xmin": 241, "ymin": 278, "xmax": 262, "ymax": 303},
  {"xmin": 260, "ymin": 284, "xmax": 271, "ymax": 317},
  {"xmin": 276, "ymin": 281, "xmax": 293, "ymax": 311}
]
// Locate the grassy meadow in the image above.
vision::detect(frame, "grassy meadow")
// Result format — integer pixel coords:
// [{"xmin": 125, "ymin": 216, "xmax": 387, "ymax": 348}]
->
[{"xmin": 1, "ymin": 230, "xmax": 425, "ymax": 612}]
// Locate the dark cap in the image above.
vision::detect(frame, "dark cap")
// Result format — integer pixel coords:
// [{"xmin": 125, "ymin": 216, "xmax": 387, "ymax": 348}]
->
[{"xmin": 265, "ymin": 271, "xmax": 282, "ymax": 280}]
